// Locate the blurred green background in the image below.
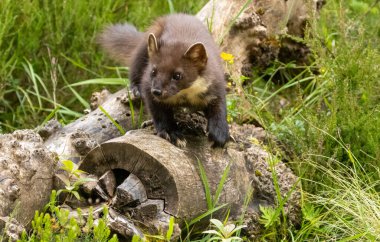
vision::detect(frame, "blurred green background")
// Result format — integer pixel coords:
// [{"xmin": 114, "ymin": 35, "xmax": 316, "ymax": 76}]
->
[{"xmin": 0, "ymin": 0, "xmax": 207, "ymax": 132}]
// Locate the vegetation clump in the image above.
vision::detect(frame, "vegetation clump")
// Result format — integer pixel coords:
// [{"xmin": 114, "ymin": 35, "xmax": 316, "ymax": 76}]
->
[{"xmin": 17, "ymin": 191, "xmax": 118, "ymax": 242}]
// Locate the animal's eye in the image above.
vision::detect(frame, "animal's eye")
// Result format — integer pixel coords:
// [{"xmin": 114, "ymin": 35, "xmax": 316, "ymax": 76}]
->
[
  {"xmin": 172, "ymin": 72, "xmax": 182, "ymax": 81},
  {"xmin": 151, "ymin": 67, "xmax": 157, "ymax": 77}
]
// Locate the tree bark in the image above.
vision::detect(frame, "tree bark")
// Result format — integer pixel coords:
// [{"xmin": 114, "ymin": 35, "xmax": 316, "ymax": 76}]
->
[
  {"xmin": 197, "ymin": 0, "xmax": 324, "ymax": 78},
  {"xmin": 0, "ymin": 130, "xmax": 57, "ymax": 235},
  {"xmin": 42, "ymin": 88, "xmax": 146, "ymax": 164}
]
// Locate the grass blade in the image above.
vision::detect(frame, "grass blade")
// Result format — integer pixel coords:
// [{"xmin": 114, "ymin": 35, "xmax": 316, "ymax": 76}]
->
[
  {"xmin": 40, "ymin": 106, "xmax": 60, "ymax": 126},
  {"xmin": 59, "ymin": 65, "xmax": 89, "ymax": 109},
  {"xmin": 98, "ymin": 105, "xmax": 126, "ymax": 135},
  {"xmin": 22, "ymin": 60, "xmax": 42, "ymax": 109},
  {"xmin": 213, "ymin": 162, "xmax": 231, "ymax": 207},
  {"xmin": 166, "ymin": 216, "xmax": 175, "ymax": 241},
  {"xmin": 61, "ymin": 54, "xmax": 100, "ymax": 77},
  {"xmin": 26, "ymin": 89, "xmax": 82, "ymax": 118},
  {"xmin": 66, "ymin": 78, "xmax": 128, "ymax": 87},
  {"xmin": 167, "ymin": 0, "xmax": 175, "ymax": 13},
  {"xmin": 187, "ymin": 203, "xmax": 228, "ymax": 228},
  {"xmin": 197, "ymin": 158, "xmax": 213, "ymax": 210}
]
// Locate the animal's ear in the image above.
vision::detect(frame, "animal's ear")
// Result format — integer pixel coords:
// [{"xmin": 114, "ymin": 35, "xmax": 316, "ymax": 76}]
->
[
  {"xmin": 184, "ymin": 42, "xmax": 208, "ymax": 68},
  {"xmin": 148, "ymin": 33, "xmax": 158, "ymax": 56}
]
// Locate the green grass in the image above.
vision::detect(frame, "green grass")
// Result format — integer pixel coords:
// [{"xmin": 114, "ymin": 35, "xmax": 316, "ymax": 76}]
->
[
  {"xmin": 226, "ymin": 0, "xmax": 379, "ymax": 240},
  {"xmin": 234, "ymin": 0, "xmax": 380, "ymax": 240},
  {"xmin": 229, "ymin": 1, "xmax": 380, "ymax": 169},
  {"xmin": 307, "ymin": 0, "xmax": 380, "ymax": 170},
  {"xmin": 297, "ymin": 158, "xmax": 380, "ymax": 241},
  {"xmin": 0, "ymin": 0, "xmax": 207, "ymax": 132}
]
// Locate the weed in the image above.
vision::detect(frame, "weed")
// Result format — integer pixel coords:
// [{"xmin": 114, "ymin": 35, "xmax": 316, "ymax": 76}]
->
[
  {"xmin": 202, "ymin": 219, "xmax": 246, "ymax": 242},
  {"xmin": 55, "ymin": 160, "xmax": 96, "ymax": 201},
  {"xmin": 18, "ymin": 191, "xmax": 118, "ymax": 242},
  {"xmin": 197, "ymin": 159, "xmax": 231, "ymax": 211},
  {"xmin": 229, "ymin": 0, "xmax": 380, "ymax": 240},
  {"xmin": 292, "ymin": 158, "xmax": 380, "ymax": 241},
  {"xmin": 131, "ymin": 216, "xmax": 177, "ymax": 242}
]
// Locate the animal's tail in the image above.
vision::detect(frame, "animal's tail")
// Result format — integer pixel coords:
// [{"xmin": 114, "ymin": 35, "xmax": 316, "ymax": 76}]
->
[{"xmin": 98, "ymin": 23, "xmax": 144, "ymax": 66}]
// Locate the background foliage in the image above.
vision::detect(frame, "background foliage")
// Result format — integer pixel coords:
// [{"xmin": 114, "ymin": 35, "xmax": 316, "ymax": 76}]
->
[{"xmin": 0, "ymin": 0, "xmax": 207, "ymax": 132}]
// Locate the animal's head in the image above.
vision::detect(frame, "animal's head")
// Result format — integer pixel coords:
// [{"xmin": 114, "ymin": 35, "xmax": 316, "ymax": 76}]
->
[{"xmin": 146, "ymin": 33, "xmax": 208, "ymax": 101}]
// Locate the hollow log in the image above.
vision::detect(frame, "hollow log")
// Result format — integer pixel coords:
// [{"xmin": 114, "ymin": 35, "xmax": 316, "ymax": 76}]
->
[{"xmin": 75, "ymin": 115, "xmax": 300, "ymax": 239}]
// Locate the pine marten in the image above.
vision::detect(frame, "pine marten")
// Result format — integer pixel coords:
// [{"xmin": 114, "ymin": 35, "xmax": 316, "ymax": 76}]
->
[{"xmin": 99, "ymin": 13, "xmax": 229, "ymax": 148}]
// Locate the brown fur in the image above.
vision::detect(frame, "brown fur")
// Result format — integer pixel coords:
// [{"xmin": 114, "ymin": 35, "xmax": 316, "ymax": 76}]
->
[
  {"xmin": 98, "ymin": 24, "xmax": 143, "ymax": 66},
  {"xmin": 99, "ymin": 14, "xmax": 229, "ymax": 147}
]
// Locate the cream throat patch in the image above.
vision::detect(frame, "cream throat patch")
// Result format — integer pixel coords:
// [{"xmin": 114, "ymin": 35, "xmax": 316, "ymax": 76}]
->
[{"xmin": 161, "ymin": 76, "xmax": 216, "ymax": 106}]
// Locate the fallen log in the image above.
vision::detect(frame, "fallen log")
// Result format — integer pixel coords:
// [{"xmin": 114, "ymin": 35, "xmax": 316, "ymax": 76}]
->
[
  {"xmin": 0, "ymin": 99, "xmax": 299, "ymax": 240},
  {"xmin": 73, "ymin": 114, "xmax": 300, "ymax": 240},
  {"xmin": 41, "ymin": 88, "xmax": 145, "ymax": 163}
]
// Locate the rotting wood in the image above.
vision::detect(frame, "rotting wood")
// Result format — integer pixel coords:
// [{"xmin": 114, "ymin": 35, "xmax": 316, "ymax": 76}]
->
[
  {"xmin": 0, "ymin": 130, "xmax": 57, "ymax": 233},
  {"xmin": 81, "ymin": 174, "xmax": 98, "ymax": 195},
  {"xmin": 107, "ymin": 208, "xmax": 145, "ymax": 239},
  {"xmin": 99, "ymin": 170, "xmax": 117, "ymax": 197},
  {"xmin": 111, "ymin": 173, "xmax": 148, "ymax": 208},
  {"xmin": 197, "ymin": 0, "xmax": 325, "ymax": 78},
  {"xmin": 94, "ymin": 184, "xmax": 110, "ymax": 201}
]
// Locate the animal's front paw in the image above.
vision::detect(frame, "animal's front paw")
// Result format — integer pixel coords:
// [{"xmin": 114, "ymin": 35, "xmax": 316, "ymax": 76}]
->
[
  {"xmin": 157, "ymin": 130, "xmax": 187, "ymax": 148},
  {"xmin": 130, "ymin": 84, "xmax": 141, "ymax": 99},
  {"xmin": 141, "ymin": 119, "xmax": 153, "ymax": 128},
  {"xmin": 208, "ymin": 120, "xmax": 230, "ymax": 148}
]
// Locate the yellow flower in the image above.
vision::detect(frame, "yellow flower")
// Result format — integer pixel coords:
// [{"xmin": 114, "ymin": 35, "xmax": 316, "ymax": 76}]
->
[{"xmin": 220, "ymin": 52, "xmax": 234, "ymax": 64}]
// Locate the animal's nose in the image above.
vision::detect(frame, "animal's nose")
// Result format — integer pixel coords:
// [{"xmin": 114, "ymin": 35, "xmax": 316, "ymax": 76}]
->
[{"xmin": 151, "ymin": 88, "xmax": 162, "ymax": 96}]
